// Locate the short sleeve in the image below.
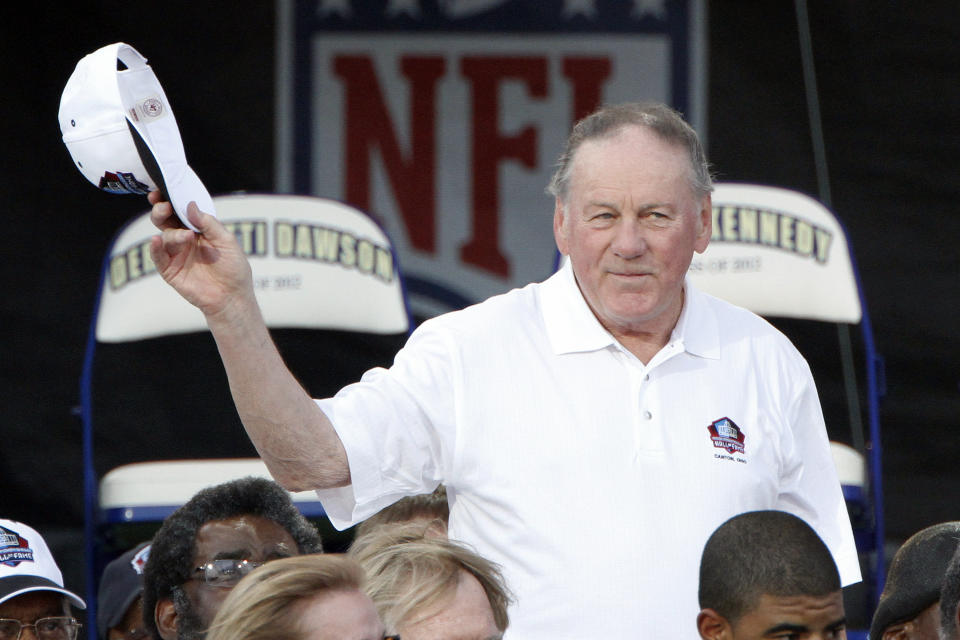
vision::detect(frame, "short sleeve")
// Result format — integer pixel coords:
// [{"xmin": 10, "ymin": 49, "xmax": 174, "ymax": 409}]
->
[
  {"xmin": 775, "ymin": 357, "xmax": 862, "ymax": 586},
  {"xmin": 313, "ymin": 320, "xmax": 458, "ymax": 529}
]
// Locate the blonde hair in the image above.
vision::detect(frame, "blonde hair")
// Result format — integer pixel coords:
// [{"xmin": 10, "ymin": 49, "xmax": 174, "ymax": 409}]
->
[
  {"xmin": 349, "ymin": 524, "xmax": 511, "ymax": 634},
  {"xmin": 206, "ymin": 554, "xmax": 365, "ymax": 640}
]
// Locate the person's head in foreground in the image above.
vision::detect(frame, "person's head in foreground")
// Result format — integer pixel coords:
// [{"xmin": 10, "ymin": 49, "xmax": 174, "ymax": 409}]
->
[
  {"xmin": 869, "ymin": 521, "xmax": 960, "ymax": 640},
  {"xmin": 354, "ymin": 486, "xmax": 449, "ymax": 541},
  {"xmin": 142, "ymin": 477, "xmax": 323, "ymax": 640},
  {"xmin": 350, "ymin": 524, "xmax": 511, "ymax": 640},
  {"xmin": 937, "ymin": 542, "xmax": 960, "ymax": 640},
  {"xmin": 205, "ymin": 554, "xmax": 389, "ymax": 640},
  {"xmin": 697, "ymin": 510, "xmax": 844, "ymax": 640},
  {"xmin": 98, "ymin": 542, "xmax": 151, "ymax": 640},
  {"xmin": 0, "ymin": 519, "xmax": 86, "ymax": 640},
  {"xmin": 547, "ymin": 101, "xmax": 713, "ymax": 350}
]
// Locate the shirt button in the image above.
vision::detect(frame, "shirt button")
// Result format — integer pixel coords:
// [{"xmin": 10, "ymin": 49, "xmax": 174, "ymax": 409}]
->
[
  {"xmin": 644, "ymin": 374, "xmax": 650, "ymax": 381},
  {"xmin": 643, "ymin": 410, "xmax": 652, "ymax": 420}
]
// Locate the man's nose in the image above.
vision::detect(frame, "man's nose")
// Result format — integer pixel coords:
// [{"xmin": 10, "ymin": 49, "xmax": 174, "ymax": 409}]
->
[
  {"xmin": 611, "ymin": 219, "xmax": 647, "ymax": 259},
  {"xmin": 19, "ymin": 625, "xmax": 39, "ymax": 640}
]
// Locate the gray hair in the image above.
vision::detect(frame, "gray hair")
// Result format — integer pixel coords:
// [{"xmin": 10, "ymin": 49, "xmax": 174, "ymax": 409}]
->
[
  {"xmin": 349, "ymin": 524, "xmax": 511, "ymax": 634},
  {"xmin": 546, "ymin": 101, "xmax": 713, "ymax": 202}
]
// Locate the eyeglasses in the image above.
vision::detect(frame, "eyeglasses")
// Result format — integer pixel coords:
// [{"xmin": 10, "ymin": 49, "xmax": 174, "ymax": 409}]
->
[
  {"xmin": 193, "ymin": 558, "xmax": 263, "ymax": 587},
  {"xmin": 0, "ymin": 617, "xmax": 81, "ymax": 640}
]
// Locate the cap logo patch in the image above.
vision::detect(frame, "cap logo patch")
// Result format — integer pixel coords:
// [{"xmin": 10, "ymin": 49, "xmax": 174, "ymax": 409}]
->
[
  {"xmin": 98, "ymin": 171, "xmax": 151, "ymax": 195},
  {"xmin": 0, "ymin": 525, "xmax": 35, "ymax": 567},
  {"xmin": 138, "ymin": 97, "xmax": 165, "ymax": 121},
  {"xmin": 708, "ymin": 417, "xmax": 745, "ymax": 455},
  {"xmin": 130, "ymin": 545, "xmax": 150, "ymax": 575}
]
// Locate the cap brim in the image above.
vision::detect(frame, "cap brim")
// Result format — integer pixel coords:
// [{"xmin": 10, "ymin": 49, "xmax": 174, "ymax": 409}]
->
[
  {"xmin": 166, "ymin": 164, "xmax": 216, "ymax": 232},
  {"xmin": 125, "ymin": 120, "xmax": 214, "ymax": 232},
  {"xmin": 0, "ymin": 576, "xmax": 86, "ymax": 610}
]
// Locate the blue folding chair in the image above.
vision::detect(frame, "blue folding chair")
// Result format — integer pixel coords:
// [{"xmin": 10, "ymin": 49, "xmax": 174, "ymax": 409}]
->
[{"xmin": 78, "ymin": 194, "xmax": 412, "ymax": 639}]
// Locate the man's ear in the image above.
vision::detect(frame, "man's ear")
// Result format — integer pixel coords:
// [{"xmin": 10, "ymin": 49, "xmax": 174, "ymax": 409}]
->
[
  {"xmin": 155, "ymin": 599, "xmax": 179, "ymax": 640},
  {"xmin": 696, "ymin": 608, "xmax": 731, "ymax": 640},
  {"xmin": 553, "ymin": 198, "xmax": 569, "ymax": 256},
  {"xmin": 693, "ymin": 193, "xmax": 712, "ymax": 254}
]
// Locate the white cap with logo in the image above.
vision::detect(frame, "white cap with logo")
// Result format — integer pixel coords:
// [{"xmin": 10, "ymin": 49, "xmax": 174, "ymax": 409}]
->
[
  {"xmin": 58, "ymin": 42, "xmax": 215, "ymax": 231},
  {"xmin": 0, "ymin": 519, "xmax": 85, "ymax": 609}
]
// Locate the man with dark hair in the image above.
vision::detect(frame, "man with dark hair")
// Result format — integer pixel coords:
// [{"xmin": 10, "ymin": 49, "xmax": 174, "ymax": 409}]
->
[
  {"xmin": 869, "ymin": 522, "xmax": 960, "ymax": 640},
  {"xmin": 697, "ymin": 510, "xmax": 845, "ymax": 639},
  {"xmin": 939, "ymin": 543, "xmax": 960, "ymax": 640},
  {"xmin": 142, "ymin": 477, "xmax": 322, "ymax": 640},
  {"xmin": 148, "ymin": 100, "xmax": 858, "ymax": 637},
  {"xmin": 98, "ymin": 542, "xmax": 151, "ymax": 640}
]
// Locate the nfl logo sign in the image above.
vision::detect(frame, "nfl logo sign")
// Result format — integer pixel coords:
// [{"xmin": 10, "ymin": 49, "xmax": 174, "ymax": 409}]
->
[{"xmin": 277, "ymin": 0, "xmax": 706, "ymax": 320}]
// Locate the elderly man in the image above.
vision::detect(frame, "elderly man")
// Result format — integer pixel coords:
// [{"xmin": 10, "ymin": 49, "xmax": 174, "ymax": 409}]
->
[
  {"xmin": 349, "ymin": 524, "xmax": 509, "ymax": 640},
  {"xmin": 0, "ymin": 519, "xmax": 85, "ymax": 640},
  {"xmin": 147, "ymin": 101, "xmax": 858, "ymax": 637},
  {"xmin": 142, "ymin": 477, "xmax": 322, "ymax": 640},
  {"xmin": 697, "ymin": 510, "xmax": 847, "ymax": 640},
  {"xmin": 870, "ymin": 522, "xmax": 960, "ymax": 640}
]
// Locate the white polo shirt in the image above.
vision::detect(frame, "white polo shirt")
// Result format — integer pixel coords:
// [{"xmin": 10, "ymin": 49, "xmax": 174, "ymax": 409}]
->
[{"xmin": 316, "ymin": 260, "xmax": 860, "ymax": 639}]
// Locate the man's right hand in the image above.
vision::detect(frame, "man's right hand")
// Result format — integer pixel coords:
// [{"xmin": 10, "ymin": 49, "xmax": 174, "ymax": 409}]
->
[
  {"xmin": 148, "ymin": 192, "xmax": 255, "ymax": 322},
  {"xmin": 146, "ymin": 191, "xmax": 351, "ymax": 490}
]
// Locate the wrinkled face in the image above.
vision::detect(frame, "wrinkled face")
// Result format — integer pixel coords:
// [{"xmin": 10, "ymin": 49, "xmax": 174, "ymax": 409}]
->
[
  {"xmin": 294, "ymin": 589, "xmax": 386, "ymax": 640},
  {"xmin": 554, "ymin": 125, "xmax": 711, "ymax": 342},
  {"xmin": 729, "ymin": 592, "xmax": 846, "ymax": 640},
  {"xmin": 0, "ymin": 592, "xmax": 71, "ymax": 638},
  {"xmin": 396, "ymin": 571, "xmax": 501, "ymax": 640},
  {"xmin": 183, "ymin": 515, "xmax": 299, "ymax": 631}
]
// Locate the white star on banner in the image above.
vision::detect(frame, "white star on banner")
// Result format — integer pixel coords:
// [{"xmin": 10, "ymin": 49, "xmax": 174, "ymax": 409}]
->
[
  {"xmin": 561, "ymin": 0, "xmax": 597, "ymax": 20},
  {"xmin": 386, "ymin": 0, "xmax": 421, "ymax": 18},
  {"xmin": 632, "ymin": 0, "xmax": 667, "ymax": 20},
  {"xmin": 438, "ymin": 0, "xmax": 512, "ymax": 19}
]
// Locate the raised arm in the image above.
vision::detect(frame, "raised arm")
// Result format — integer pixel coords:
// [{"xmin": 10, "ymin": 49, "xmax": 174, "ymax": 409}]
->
[{"xmin": 148, "ymin": 194, "xmax": 350, "ymax": 490}]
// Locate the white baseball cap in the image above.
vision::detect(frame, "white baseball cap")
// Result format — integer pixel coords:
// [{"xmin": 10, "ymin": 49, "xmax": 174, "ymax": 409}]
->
[
  {"xmin": 59, "ymin": 42, "xmax": 215, "ymax": 231},
  {"xmin": 0, "ymin": 519, "xmax": 86, "ymax": 609}
]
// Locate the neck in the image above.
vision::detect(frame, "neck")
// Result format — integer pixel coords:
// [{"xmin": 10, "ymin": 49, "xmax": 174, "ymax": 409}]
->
[
  {"xmin": 605, "ymin": 290, "xmax": 685, "ymax": 365},
  {"xmin": 609, "ymin": 326, "xmax": 673, "ymax": 365}
]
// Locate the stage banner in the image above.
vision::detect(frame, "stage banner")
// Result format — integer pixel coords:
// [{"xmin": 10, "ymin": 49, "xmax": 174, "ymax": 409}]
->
[{"xmin": 277, "ymin": 0, "xmax": 706, "ymax": 320}]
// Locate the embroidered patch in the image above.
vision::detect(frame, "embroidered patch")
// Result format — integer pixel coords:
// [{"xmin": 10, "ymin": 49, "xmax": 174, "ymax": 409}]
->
[
  {"xmin": 708, "ymin": 417, "xmax": 745, "ymax": 455},
  {"xmin": 0, "ymin": 525, "xmax": 34, "ymax": 567},
  {"xmin": 98, "ymin": 171, "xmax": 151, "ymax": 195}
]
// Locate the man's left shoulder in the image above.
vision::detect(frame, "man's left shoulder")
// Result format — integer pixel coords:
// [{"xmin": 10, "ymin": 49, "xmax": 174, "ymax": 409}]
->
[{"xmin": 695, "ymin": 288, "xmax": 804, "ymax": 356}]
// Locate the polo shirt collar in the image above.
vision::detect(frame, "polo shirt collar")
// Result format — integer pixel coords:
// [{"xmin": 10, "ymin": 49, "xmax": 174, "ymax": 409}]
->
[
  {"xmin": 671, "ymin": 277, "xmax": 721, "ymax": 360},
  {"xmin": 540, "ymin": 259, "xmax": 617, "ymax": 354},
  {"xmin": 541, "ymin": 260, "xmax": 721, "ymax": 360}
]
